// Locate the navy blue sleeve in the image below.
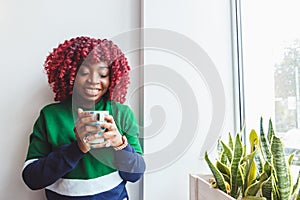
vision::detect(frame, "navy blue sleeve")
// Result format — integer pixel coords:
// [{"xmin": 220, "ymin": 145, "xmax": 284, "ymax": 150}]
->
[
  {"xmin": 114, "ymin": 144, "xmax": 146, "ymax": 183},
  {"xmin": 22, "ymin": 142, "xmax": 85, "ymax": 190}
]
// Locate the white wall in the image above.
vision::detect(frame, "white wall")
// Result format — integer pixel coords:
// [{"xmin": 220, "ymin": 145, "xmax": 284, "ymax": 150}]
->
[
  {"xmin": 1, "ymin": 0, "xmax": 236, "ymax": 199},
  {"xmin": 143, "ymin": 0, "xmax": 235, "ymax": 199},
  {"xmin": 0, "ymin": 0, "xmax": 142, "ymax": 199}
]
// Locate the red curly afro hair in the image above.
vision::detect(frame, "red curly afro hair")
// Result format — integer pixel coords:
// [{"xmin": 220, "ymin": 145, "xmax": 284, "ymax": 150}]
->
[{"xmin": 44, "ymin": 36, "xmax": 130, "ymax": 103}]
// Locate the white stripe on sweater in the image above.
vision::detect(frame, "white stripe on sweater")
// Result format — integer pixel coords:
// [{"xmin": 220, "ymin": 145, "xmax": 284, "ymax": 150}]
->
[
  {"xmin": 46, "ymin": 171, "xmax": 123, "ymax": 196},
  {"xmin": 23, "ymin": 159, "xmax": 123, "ymax": 196}
]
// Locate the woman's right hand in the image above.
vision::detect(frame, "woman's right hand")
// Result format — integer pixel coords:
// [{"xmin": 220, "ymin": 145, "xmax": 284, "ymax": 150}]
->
[{"xmin": 74, "ymin": 108, "xmax": 107, "ymax": 153}]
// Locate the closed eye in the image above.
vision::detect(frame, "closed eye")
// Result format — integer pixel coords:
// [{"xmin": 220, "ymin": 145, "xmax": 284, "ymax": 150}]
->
[
  {"xmin": 100, "ymin": 74, "xmax": 109, "ymax": 78},
  {"xmin": 79, "ymin": 71, "xmax": 89, "ymax": 76}
]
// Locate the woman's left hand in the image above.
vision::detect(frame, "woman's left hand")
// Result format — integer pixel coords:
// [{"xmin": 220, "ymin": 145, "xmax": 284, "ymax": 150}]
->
[{"xmin": 91, "ymin": 115, "xmax": 123, "ymax": 148}]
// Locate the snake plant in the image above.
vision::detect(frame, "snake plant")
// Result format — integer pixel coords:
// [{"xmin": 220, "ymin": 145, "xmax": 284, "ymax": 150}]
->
[{"xmin": 205, "ymin": 118, "xmax": 300, "ymax": 200}]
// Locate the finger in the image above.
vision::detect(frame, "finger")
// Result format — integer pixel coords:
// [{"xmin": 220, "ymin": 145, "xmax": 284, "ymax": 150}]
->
[
  {"xmin": 79, "ymin": 117, "xmax": 99, "ymax": 127},
  {"xmin": 101, "ymin": 132, "xmax": 122, "ymax": 147},
  {"xmin": 75, "ymin": 129, "xmax": 91, "ymax": 153},
  {"xmin": 78, "ymin": 109, "xmax": 96, "ymax": 119},
  {"xmin": 104, "ymin": 115, "xmax": 115, "ymax": 124},
  {"xmin": 78, "ymin": 108, "xmax": 83, "ymax": 114},
  {"xmin": 100, "ymin": 122, "xmax": 115, "ymax": 131},
  {"xmin": 75, "ymin": 119, "xmax": 97, "ymax": 137},
  {"xmin": 82, "ymin": 125, "xmax": 104, "ymax": 135},
  {"xmin": 82, "ymin": 135, "xmax": 90, "ymax": 143},
  {"xmin": 102, "ymin": 131, "xmax": 117, "ymax": 140},
  {"xmin": 89, "ymin": 132, "xmax": 116, "ymax": 147},
  {"xmin": 105, "ymin": 140, "xmax": 111, "ymax": 147},
  {"xmin": 77, "ymin": 108, "xmax": 89, "ymax": 118},
  {"xmin": 79, "ymin": 126, "xmax": 104, "ymax": 138},
  {"xmin": 102, "ymin": 131, "xmax": 121, "ymax": 146},
  {"xmin": 90, "ymin": 141, "xmax": 108, "ymax": 149},
  {"xmin": 87, "ymin": 132, "xmax": 105, "ymax": 141},
  {"xmin": 76, "ymin": 110, "xmax": 93, "ymax": 125}
]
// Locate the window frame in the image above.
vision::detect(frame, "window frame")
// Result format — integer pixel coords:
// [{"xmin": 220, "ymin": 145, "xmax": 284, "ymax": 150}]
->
[{"xmin": 231, "ymin": 0, "xmax": 246, "ymax": 138}]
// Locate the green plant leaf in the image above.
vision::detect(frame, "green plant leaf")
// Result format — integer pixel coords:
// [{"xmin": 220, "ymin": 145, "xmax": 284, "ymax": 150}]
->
[
  {"xmin": 217, "ymin": 138, "xmax": 223, "ymax": 157},
  {"xmin": 216, "ymin": 160, "xmax": 231, "ymax": 177},
  {"xmin": 249, "ymin": 129, "xmax": 259, "ymax": 152},
  {"xmin": 254, "ymin": 152, "xmax": 263, "ymax": 175},
  {"xmin": 222, "ymin": 173, "xmax": 230, "ymax": 184},
  {"xmin": 241, "ymin": 150, "xmax": 257, "ymax": 196},
  {"xmin": 245, "ymin": 171, "xmax": 269, "ymax": 197},
  {"xmin": 267, "ymin": 119, "xmax": 275, "ymax": 144},
  {"xmin": 271, "ymin": 136, "xmax": 291, "ymax": 200},
  {"xmin": 237, "ymin": 166, "xmax": 244, "ymax": 190},
  {"xmin": 230, "ymin": 133, "xmax": 244, "ymax": 198},
  {"xmin": 249, "ymin": 130, "xmax": 259, "ymax": 185},
  {"xmin": 297, "ymin": 186, "xmax": 300, "ymax": 200},
  {"xmin": 229, "ymin": 132, "xmax": 234, "ymax": 150},
  {"xmin": 288, "ymin": 153, "xmax": 295, "ymax": 166},
  {"xmin": 221, "ymin": 141, "xmax": 233, "ymax": 162},
  {"xmin": 220, "ymin": 150, "xmax": 228, "ymax": 165},
  {"xmin": 272, "ymin": 180, "xmax": 280, "ymax": 200},
  {"xmin": 241, "ymin": 196, "xmax": 266, "ymax": 200},
  {"xmin": 204, "ymin": 151, "xmax": 228, "ymax": 194},
  {"xmin": 292, "ymin": 171, "xmax": 300, "ymax": 197},
  {"xmin": 242, "ymin": 196, "xmax": 267, "ymax": 200},
  {"xmin": 261, "ymin": 175, "xmax": 272, "ymax": 200},
  {"xmin": 259, "ymin": 118, "xmax": 272, "ymax": 164}
]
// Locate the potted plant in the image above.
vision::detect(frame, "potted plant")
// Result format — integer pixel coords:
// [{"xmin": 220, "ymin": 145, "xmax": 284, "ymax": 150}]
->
[{"xmin": 190, "ymin": 118, "xmax": 300, "ymax": 200}]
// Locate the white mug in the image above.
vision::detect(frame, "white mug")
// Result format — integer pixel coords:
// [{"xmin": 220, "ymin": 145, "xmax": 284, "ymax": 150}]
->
[{"xmin": 84, "ymin": 110, "xmax": 109, "ymax": 144}]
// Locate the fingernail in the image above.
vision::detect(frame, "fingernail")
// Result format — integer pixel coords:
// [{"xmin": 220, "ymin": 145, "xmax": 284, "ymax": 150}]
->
[
  {"xmin": 85, "ymin": 133, "xmax": 91, "ymax": 137},
  {"xmin": 89, "ymin": 111, "xmax": 94, "ymax": 114},
  {"xmin": 95, "ymin": 122, "xmax": 100, "ymax": 125},
  {"xmin": 90, "ymin": 145, "xmax": 94, "ymax": 149},
  {"xmin": 98, "ymin": 132, "xmax": 103, "ymax": 136}
]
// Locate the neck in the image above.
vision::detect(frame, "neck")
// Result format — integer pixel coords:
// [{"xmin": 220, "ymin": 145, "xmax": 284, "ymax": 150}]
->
[{"xmin": 73, "ymin": 95, "xmax": 101, "ymax": 109}]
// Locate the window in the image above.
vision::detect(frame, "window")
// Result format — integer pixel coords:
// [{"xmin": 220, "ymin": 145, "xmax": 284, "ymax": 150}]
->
[{"xmin": 240, "ymin": 0, "xmax": 300, "ymax": 178}]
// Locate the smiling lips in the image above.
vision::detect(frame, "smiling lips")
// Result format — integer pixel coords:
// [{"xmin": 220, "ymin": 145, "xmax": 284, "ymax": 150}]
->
[{"xmin": 84, "ymin": 88, "xmax": 101, "ymax": 96}]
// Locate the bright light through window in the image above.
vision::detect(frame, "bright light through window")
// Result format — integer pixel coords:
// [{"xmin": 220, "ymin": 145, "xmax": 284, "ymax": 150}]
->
[{"xmin": 241, "ymin": 0, "xmax": 300, "ymax": 177}]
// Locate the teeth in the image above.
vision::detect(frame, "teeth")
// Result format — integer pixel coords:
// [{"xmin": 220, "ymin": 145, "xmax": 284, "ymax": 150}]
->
[{"xmin": 85, "ymin": 89, "xmax": 99, "ymax": 95}]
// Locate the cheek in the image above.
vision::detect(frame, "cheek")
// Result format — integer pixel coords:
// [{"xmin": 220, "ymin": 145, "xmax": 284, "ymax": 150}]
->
[
  {"xmin": 73, "ymin": 83, "xmax": 80, "ymax": 93},
  {"xmin": 102, "ymin": 78, "xmax": 110, "ymax": 87},
  {"xmin": 73, "ymin": 77, "xmax": 86, "ymax": 92},
  {"xmin": 73, "ymin": 80, "xmax": 81, "ymax": 89}
]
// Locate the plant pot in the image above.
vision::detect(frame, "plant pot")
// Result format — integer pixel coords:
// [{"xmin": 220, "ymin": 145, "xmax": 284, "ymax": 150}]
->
[{"xmin": 189, "ymin": 174, "xmax": 235, "ymax": 200}]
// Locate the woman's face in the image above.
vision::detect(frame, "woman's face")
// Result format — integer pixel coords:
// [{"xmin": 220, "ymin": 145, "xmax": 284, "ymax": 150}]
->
[{"xmin": 74, "ymin": 61, "xmax": 110, "ymax": 107}]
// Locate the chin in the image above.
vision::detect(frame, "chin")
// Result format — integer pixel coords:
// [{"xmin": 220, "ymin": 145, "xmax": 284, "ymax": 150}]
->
[
  {"xmin": 73, "ymin": 92, "xmax": 104, "ymax": 106},
  {"xmin": 84, "ymin": 96, "xmax": 102, "ymax": 103}
]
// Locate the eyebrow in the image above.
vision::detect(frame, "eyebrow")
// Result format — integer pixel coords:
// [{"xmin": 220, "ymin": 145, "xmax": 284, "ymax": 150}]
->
[
  {"xmin": 98, "ymin": 67, "xmax": 109, "ymax": 71},
  {"xmin": 80, "ymin": 65, "xmax": 109, "ymax": 69}
]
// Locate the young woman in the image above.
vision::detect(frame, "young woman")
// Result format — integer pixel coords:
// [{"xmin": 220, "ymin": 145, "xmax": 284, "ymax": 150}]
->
[{"xmin": 22, "ymin": 36, "xmax": 145, "ymax": 200}]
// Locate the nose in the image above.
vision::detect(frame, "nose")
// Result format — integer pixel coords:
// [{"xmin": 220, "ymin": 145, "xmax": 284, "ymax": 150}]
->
[{"xmin": 88, "ymin": 72, "xmax": 100, "ymax": 84}]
